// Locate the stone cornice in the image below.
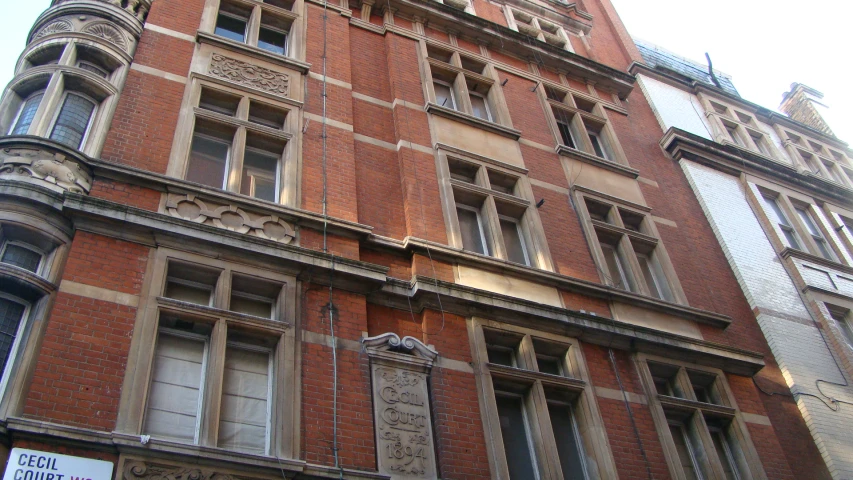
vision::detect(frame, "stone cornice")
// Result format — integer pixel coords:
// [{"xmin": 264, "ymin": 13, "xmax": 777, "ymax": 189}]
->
[
  {"xmin": 662, "ymin": 127, "xmax": 853, "ymax": 208},
  {"xmin": 388, "ymin": 0, "xmax": 635, "ymax": 98},
  {"xmin": 392, "ymin": 236, "xmax": 732, "ymax": 328},
  {"xmin": 372, "ymin": 276, "xmax": 764, "ymax": 376}
]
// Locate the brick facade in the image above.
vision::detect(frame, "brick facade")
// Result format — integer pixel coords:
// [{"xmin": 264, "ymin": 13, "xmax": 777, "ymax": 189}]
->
[{"xmin": 0, "ymin": 0, "xmax": 835, "ymax": 477}]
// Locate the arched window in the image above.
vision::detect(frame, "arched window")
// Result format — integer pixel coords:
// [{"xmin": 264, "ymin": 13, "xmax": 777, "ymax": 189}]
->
[{"xmin": 49, "ymin": 92, "xmax": 97, "ymax": 149}]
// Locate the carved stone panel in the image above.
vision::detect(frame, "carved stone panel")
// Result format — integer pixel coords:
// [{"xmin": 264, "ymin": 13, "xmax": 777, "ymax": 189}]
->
[
  {"xmin": 209, "ymin": 53, "xmax": 289, "ymax": 96},
  {"xmin": 0, "ymin": 145, "xmax": 93, "ymax": 194},
  {"xmin": 164, "ymin": 193, "xmax": 296, "ymax": 244},
  {"xmin": 364, "ymin": 333, "xmax": 438, "ymax": 480}
]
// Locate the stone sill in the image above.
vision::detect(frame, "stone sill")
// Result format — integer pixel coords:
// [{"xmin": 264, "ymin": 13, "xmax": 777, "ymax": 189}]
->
[
  {"xmin": 197, "ymin": 31, "xmax": 312, "ymax": 74},
  {"xmin": 556, "ymin": 144, "xmax": 640, "ymax": 178},
  {"xmin": 425, "ymin": 102, "xmax": 522, "ymax": 140},
  {"xmin": 781, "ymin": 247, "xmax": 853, "ymax": 276}
]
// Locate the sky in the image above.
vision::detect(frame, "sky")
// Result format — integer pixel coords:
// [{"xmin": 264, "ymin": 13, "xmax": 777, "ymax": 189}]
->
[{"xmin": 1, "ymin": 0, "xmax": 851, "ymax": 143}]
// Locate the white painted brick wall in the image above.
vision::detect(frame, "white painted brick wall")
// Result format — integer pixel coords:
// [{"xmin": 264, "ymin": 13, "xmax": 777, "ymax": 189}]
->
[
  {"xmin": 636, "ymin": 75, "xmax": 713, "ymax": 140},
  {"xmin": 682, "ymin": 160, "xmax": 853, "ymax": 478}
]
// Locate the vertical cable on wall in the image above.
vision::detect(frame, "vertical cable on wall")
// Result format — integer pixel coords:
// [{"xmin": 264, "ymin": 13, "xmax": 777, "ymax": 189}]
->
[{"xmin": 318, "ymin": 0, "xmax": 343, "ymax": 477}]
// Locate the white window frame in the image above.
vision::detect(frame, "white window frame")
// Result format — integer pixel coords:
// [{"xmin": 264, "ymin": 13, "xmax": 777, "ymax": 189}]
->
[
  {"xmin": 8, "ymin": 90, "xmax": 46, "ymax": 136},
  {"xmin": 498, "ymin": 213, "xmax": 530, "ymax": 266},
  {"xmin": 469, "ymin": 90, "xmax": 492, "ymax": 122},
  {"xmin": 187, "ymin": 130, "xmax": 234, "ymax": 191},
  {"xmin": 215, "ymin": 10, "xmax": 250, "ymax": 43},
  {"xmin": 47, "ymin": 90, "xmax": 98, "ymax": 150},
  {"xmin": 432, "ymin": 78, "xmax": 457, "ymax": 110},
  {"xmin": 0, "ymin": 293, "xmax": 31, "ymax": 402},
  {"xmin": 165, "ymin": 275, "xmax": 216, "ymax": 307},
  {"xmin": 0, "ymin": 239, "xmax": 45, "ymax": 275},
  {"xmin": 257, "ymin": 23, "xmax": 289, "ymax": 57},
  {"xmin": 456, "ymin": 202, "xmax": 489, "ymax": 256},
  {"xmin": 241, "ymin": 145, "xmax": 283, "ymax": 202}
]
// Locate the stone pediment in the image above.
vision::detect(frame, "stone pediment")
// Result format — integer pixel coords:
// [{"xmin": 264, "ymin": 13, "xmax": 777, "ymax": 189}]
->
[{"xmin": 362, "ymin": 333, "xmax": 438, "ymax": 366}]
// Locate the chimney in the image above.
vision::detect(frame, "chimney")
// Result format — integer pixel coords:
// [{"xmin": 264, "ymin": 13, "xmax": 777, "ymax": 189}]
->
[{"xmin": 780, "ymin": 83, "xmax": 835, "ymax": 137}]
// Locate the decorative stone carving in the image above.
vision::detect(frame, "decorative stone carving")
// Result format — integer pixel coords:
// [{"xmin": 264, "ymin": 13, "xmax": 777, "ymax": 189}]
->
[
  {"xmin": 0, "ymin": 146, "xmax": 93, "ymax": 194},
  {"xmin": 35, "ymin": 20, "xmax": 73, "ymax": 39},
  {"xmin": 123, "ymin": 460, "xmax": 235, "ymax": 480},
  {"xmin": 209, "ymin": 54, "xmax": 289, "ymax": 96},
  {"xmin": 82, "ymin": 22, "xmax": 128, "ymax": 50},
  {"xmin": 165, "ymin": 193, "xmax": 296, "ymax": 244},
  {"xmin": 54, "ymin": 0, "xmax": 152, "ymax": 21},
  {"xmin": 363, "ymin": 333, "xmax": 439, "ymax": 479}
]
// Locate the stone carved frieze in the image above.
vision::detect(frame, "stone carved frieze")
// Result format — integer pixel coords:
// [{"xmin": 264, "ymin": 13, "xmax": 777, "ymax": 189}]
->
[
  {"xmin": 123, "ymin": 460, "xmax": 234, "ymax": 480},
  {"xmin": 209, "ymin": 54, "xmax": 289, "ymax": 96},
  {"xmin": 82, "ymin": 22, "xmax": 128, "ymax": 50},
  {"xmin": 363, "ymin": 333, "xmax": 438, "ymax": 479},
  {"xmin": 165, "ymin": 193, "xmax": 296, "ymax": 244},
  {"xmin": 35, "ymin": 20, "xmax": 73, "ymax": 39},
  {"xmin": 0, "ymin": 146, "xmax": 93, "ymax": 194}
]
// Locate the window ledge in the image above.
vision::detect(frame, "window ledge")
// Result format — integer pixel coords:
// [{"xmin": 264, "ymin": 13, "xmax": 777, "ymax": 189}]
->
[
  {"xmin": 156, "ymin": 297, "xmax": 292, "ymax": 332},
  {"xmin": 0, "ymin": 262, "xmax": 56, "ymax": 296},
  {"xmin": 657, "ymin": 395, "xmax": 736, "ymax": 418},
  {"xmin": 425, "ymin": 102, "xmax": 522, "ymax": 140},
  {"xmin": 488, "ymin": 363, "xmax": 587, "ymax": 390},
  {"xmin": 556, "ymin": 145, "xmax": 639, "ymax": 178},
  {"xmin": 396, "ymin": 236, "xmax": 732, "ymax": 329},
  {"xmin": 780, "ymin": 247, "xmax": 853, "ymax": 275},
  {"xmin": 196, "ymin": 31, "xmax": 311, "ymax": 74},
  {"xmin": 110, "ymin": 433, "xmax": 306, "ymax": 473}
]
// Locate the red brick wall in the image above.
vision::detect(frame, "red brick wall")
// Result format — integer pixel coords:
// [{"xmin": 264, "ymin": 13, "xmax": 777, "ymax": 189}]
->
[
  {"xmin": 23, "ymin": 233, "xmax": 148, "ymax": 430},
  {"xmin": 89, "ymin": 179, "xmax": 161, "ymax": 212}
]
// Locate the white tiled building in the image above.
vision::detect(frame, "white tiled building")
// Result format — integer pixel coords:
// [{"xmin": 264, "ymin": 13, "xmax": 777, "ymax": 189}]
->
[{"xmin": 632, "ymin": 40, "xmax": 853, "ymax": 479}]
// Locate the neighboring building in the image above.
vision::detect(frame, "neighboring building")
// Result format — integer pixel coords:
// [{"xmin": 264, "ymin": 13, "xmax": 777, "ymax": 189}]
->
[
  {"xmin": 0, "ymin": 0, "xmax": 834, "ymax": 479},
  {"xmin": 633, "ymin": 39, "xmax": 853, "ymax": 478}
]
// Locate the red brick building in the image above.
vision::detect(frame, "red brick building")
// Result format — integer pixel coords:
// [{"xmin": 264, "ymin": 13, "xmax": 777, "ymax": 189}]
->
[{"xmin": 0, "ymin": 0, "xmax": 834, "ymax": 478}]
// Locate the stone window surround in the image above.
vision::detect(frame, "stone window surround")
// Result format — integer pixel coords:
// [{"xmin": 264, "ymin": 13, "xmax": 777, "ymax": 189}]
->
[
  {"xmin": 468, "ymin": 317, "xmax": 619, "ymax": 480},
  {"xmin": 634, "ymin": 353, "xmax": 768, "ymax": 480},
  {"xmin": 434, "ymin": 145, "xmax": 556, "ymax": 271},
  {"xmin": 115, "ymin": 247, "xmax": 299, "ymax": 460},
  {"xmin": 775, "ymin": 125, "xmax": 853, "ymax": 188},
  {"xmin": 165, "ymin": 74, "xmax": 302, "ymax": 208},
  {"xmin": 0, "ymin": 211, "xmax": 70, "ymax": 422},
  {"xmin": 503, "ymin": 6, "xmax": 577, "ymax": 52},
  {"xmin": 200, "ymin": 0, "xmax": 306, "ymax": 64},
  {"xmin": 747, "ymin": 179, "xmax": 848, "ymax": 267},
  {"xmin": 573, "ymin": 186, "xmax": 688, "ymax": 304},
  {"xmin": 536, "ymin": 79, "xmax": 632, "ymax": 173},
  {"xmin": 822, "ymin": 203, "xmax": 853, "ymax": 265},
  {"xmin": 811, "ymin": 293, "xmax": 853, "ymax": 375},
  {"xmin": 418, "ymin": 38, "xmax": 517, "ymax": 135},
  {"xmin": 698, "ymin": 94, "xmax": 788, "ymax": 164},
  {"xmin": 0, "ymin": 37, "xmax": 126, "ymax": 158}
]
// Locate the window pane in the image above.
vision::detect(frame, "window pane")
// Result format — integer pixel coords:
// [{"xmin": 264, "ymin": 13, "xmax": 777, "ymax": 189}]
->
[
  {"xmin": 711, "ymin": 429, "xmax": 739, "ymax": 480},
  {"xmin": 144, "ymin": 333, "xmax": 205, "ymax": 443},
  {"xmin": 669, "ymin": 424, "xmax": 700, "ymax": 480},
  {"xmin": 556, "ymin": 120, "xmax": 575, "ymax": 149},
  {"xmin": 186, "ymin": 133, "xmax": 230, "ymax": 189},
  {"xmin": 496, "ymin": 395, "xmax": 538, "ymax": 479},
  {"xmin": 537, "ymin": 356, "xmax": 561, "ymax": 375},
  {"xmin": 500, "ymin": 218, "xmax": 528, "ymax": 265},
  {"xmin": 1, "ymin": 243, "xmax": 42, "ymax": 273},
  {"xmin": 829, "ymin": 308, "xmax": 853, "ymax": 348},
  {"xmin": 165, "ymin": 280, "xmax": 212, "ymax": 306},
  {"xmin": 230, "ymin": 294, "xmax": 273, "ymax": 318},
  {"xmin": 78, "ymin": 61, "xmax": 108, "ymax": 78},
  {"xmin": 470, "ymin": 94, "xmax": 490, "ymax": 121},
  {"xmin": 796, "ymin": 208, "xmax": 834, "ymax": 260},
  {"xmin": 487, "ymin": 346, "xmax": 514, "ymax": 366},
  {"xmin": 434, "ymin": 82, "xmax": 455, "ymax": 110},
  {"xmin": 241, "ymin": 149, "xmax": 279, "ymax": 202},
  {"xmin": 218, "ymin": 346, "xmax": 270, "ymax": 454},
  {"xmin": 548, "ymin": 403, "xmax": 586, "ymax": 480},
  {"xmin": 637, "ymin": 252, "xmax": 673, "ymax": 302},
  {"xmin": 11, "ymin": 93, "xmax": 43, "ymax": 135},
  {"xmin": 49, "ymin": 94, "xmax": 95, "ymax": 149},
  {"xmin": 0, "ymin": 297, "xmax": 26, "ymax": 376},
  {"xmin": 215, "ymin": 13, "xmax": 247, "ymax": 42},
  {"xmin": 457, "ymin": 206, "xmax": 487, "ymax": 255},
  {"xmin": 761, "ymin": 195, "xmax": 800, "ymax": 249},
  {"xmin": 588, "ymin": 131, "xmax": 607, "ymax": 159},
  {"xmin": 258, "ymin": 27, "xmax": 287, "ymax": 55}
]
